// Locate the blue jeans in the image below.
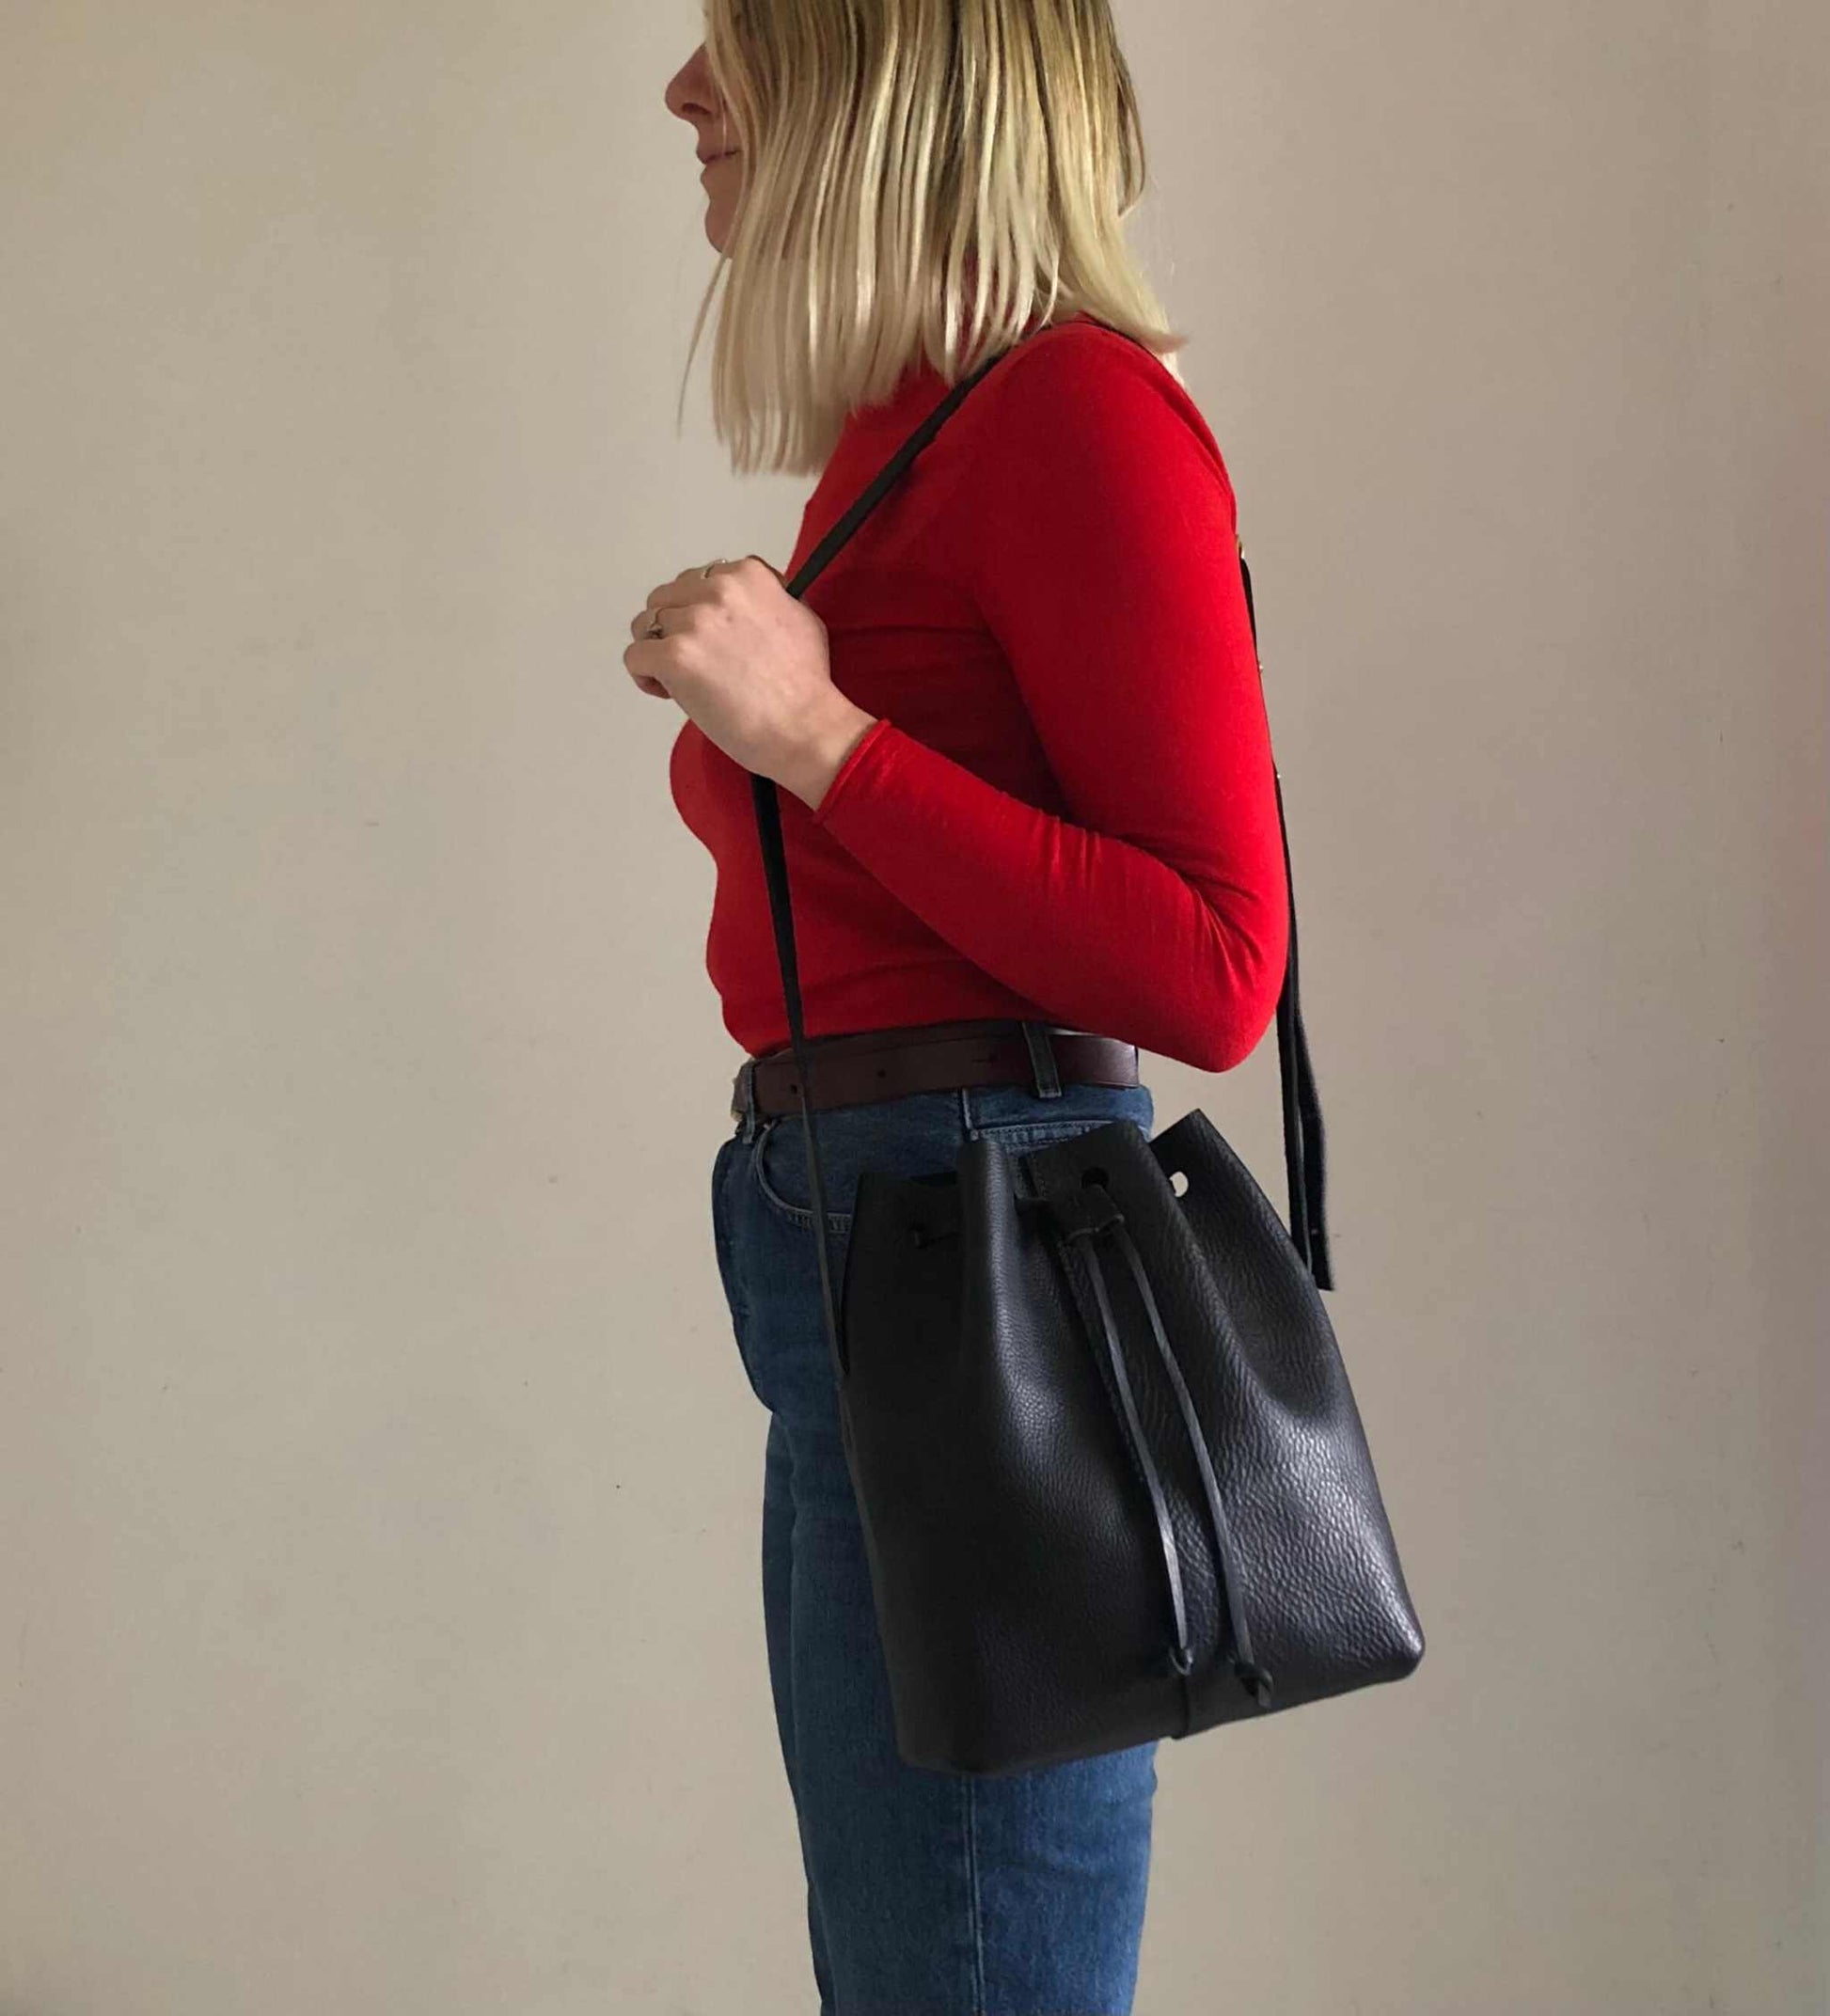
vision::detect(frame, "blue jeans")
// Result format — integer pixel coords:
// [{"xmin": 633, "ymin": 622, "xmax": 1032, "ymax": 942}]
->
[{"xmin": 710, "ymin": 1070, "xmax": 1161, "ymax": 2016}]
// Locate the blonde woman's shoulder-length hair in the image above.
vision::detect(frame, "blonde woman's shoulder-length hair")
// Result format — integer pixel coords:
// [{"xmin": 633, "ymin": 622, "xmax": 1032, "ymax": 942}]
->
[{"xmin": 683, "ymin": 0, "xmax": 1191, "ymax": 477}]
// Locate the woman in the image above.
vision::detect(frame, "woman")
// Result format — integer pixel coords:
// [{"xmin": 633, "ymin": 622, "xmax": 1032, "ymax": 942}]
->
[{"xmin": 632, "ymin": 5, "xmax": 1288, "ymax": 2009}]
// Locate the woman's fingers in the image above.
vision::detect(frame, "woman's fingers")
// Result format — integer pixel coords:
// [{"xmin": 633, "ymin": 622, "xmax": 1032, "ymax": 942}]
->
[{"xmin": 623, "ymin": 557, "xmax": 757, "ymax": 701}]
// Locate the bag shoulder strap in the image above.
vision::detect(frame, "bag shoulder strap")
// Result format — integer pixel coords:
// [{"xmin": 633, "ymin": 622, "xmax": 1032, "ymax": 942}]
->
[{"xmin": 750, "ymin": 327, "xmax": 1331, "ymax": 1384}]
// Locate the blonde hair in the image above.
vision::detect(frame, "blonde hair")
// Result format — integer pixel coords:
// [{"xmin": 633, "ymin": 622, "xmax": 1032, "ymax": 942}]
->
[{"xmin": 682, "ymin": 0, "xmax": 1190, "ymax": 476}]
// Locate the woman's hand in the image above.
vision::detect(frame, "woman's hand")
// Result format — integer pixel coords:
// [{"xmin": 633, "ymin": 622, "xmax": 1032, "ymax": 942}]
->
[{"xmin": 624, "ymin": 556, "xmax": 878, "ymax": 811}]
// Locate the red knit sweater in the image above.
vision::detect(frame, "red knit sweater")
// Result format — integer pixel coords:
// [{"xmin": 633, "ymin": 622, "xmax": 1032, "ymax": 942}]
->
[{"xmin": 667, "ymin": 312, "xmax": 1289, "ymax": 1074}]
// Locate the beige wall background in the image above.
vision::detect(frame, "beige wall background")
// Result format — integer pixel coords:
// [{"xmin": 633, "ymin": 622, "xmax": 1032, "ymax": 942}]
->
[{"xmin": 2, "ymin": 3, "xmax": 1823, "ymax": 2011}]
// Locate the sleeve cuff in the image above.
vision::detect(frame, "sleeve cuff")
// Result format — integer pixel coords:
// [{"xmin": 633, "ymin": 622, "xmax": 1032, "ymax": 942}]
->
[{"xmin": 810, "ymin": 714, "xmax": 899, "ymax": 825}]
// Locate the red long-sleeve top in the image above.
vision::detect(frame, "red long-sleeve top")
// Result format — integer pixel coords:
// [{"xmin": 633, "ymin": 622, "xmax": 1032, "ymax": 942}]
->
[{"xmin": 667, "ymin": 311, "xmax": 1289, "ymax": 1075}]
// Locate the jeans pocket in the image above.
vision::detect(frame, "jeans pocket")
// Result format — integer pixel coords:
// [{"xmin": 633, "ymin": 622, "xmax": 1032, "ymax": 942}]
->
[
  {"xmin": 750, "ymin": 1114, "xmax": 858, "ymax": 1230},
  {"xmin": 968, "ymin": 1115, "xmax": 1133, "ymax": 1153},
  {"xmin": 964, "ymin": 1080, "xmax": 1155, "ymax": 1151},
  {"xmin": 748, "ymin": 1091, "xmax": 971, "ymax": 1230}
]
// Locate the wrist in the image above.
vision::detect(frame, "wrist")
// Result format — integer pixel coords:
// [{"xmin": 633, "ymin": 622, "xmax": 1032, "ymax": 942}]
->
[{"xmin": 781, "ymin": 700, "xmax": 879, "ymax": 812}]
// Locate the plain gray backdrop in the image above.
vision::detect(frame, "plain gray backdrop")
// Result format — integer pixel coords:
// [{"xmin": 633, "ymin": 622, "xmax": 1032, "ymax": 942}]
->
[{"xmin": 1, "ymin": 2, "xmax": 1824, "ymax": 2010}]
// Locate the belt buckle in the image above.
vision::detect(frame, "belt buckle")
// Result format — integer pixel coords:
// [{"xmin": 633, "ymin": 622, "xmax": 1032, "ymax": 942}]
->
[{"xmin": 730, "ymin": 1058, "xmax": 755, "ymax": 1125}]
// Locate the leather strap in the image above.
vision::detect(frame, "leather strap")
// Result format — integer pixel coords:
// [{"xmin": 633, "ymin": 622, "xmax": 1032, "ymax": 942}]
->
[{"xmin": 732, "ymin": 1017, "xmax": 1140, "ymax": 1124}]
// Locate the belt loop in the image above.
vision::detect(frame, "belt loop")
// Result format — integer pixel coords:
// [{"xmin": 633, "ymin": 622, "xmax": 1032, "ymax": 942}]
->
[{"xmin": 1020, "ymin": 1021, "xmax": 1064, "ymax": 1099}]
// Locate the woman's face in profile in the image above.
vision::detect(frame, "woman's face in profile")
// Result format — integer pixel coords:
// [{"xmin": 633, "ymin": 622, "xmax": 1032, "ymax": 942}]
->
[{"xmin": 664, "ymin": 40, "xmax": 746, "ymax": 254}]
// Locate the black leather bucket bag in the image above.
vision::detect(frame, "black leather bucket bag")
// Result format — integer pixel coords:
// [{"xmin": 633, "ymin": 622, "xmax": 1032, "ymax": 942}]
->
[{"xmin": 749, "ymin": 325, "xmax": 1425, "ymax": 1777}]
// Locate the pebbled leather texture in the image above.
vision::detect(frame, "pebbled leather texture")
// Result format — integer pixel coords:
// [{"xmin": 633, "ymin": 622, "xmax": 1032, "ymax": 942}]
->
[{"xmin": 839, "ymin": 1110, "xmax": 1426, "ymax": 1777}]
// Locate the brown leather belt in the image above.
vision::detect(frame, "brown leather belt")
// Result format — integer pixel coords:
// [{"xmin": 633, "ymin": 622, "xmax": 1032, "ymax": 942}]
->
[{"xmin": 731, "ymin": 1016, "xmax": 1142, "ymax": 1124}]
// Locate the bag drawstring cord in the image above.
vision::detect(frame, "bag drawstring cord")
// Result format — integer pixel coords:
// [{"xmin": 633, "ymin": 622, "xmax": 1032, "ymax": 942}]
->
[{"xmin": 1064, "ymin": 1205, "xmax": 1275, "ymax": 1719}]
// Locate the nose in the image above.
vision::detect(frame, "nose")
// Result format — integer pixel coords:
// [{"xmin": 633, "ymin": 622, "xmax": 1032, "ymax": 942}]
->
[{"xmin": 665, "ymin": 43, "xmax": 730, "ymax": 150}]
